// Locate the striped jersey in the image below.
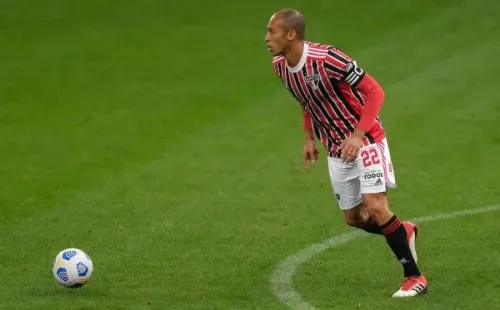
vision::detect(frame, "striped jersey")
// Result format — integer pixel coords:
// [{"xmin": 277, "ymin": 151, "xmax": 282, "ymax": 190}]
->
[{"xmin": 272, "ymin": 42, "xmax": 385, "ymax": 157}]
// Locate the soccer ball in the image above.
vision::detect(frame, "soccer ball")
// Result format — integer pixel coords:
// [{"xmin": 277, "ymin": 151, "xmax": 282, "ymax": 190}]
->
[{"xmin": 52, "ymin": 248, "xmax": 93, "ymax": 288}]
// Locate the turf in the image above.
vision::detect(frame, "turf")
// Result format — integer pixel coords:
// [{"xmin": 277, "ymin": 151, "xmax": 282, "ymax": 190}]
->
[{"xmin": 0, "ymin": 0, "xmax": 499, "ymax": 309}]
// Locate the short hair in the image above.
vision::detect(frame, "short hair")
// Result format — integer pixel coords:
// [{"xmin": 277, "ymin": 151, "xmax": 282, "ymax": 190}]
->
[{"xmin": 276, "ymin": 8, "xmax": 306, "ymax": 40}]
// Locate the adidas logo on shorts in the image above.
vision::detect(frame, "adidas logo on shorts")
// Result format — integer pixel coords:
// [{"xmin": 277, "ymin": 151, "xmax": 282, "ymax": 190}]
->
[{"xmin": 375, "ymin": 178, "xmax": 383, "ymax": 185}]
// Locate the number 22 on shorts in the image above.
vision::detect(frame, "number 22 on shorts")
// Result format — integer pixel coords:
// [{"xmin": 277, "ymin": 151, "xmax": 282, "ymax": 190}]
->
[{"xmin": 360, "ymin": 148, "xmax": 380, "ymax": 167}]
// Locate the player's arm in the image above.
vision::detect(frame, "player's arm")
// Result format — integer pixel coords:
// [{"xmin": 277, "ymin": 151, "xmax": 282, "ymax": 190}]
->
[
  {"xmin": 351, "ymin": 74, "xmax": 385, "ymax": 138},
  {"xmin": 325, "ymin": 49, "xmax": 385, "ymax": 139},
  {"xmin": 303, "ymin": 109, "xmax": 314, "ymax": 140},
  {"xmin": 302, "ymin": 109, "xmax": 318, "ymax": 171}
]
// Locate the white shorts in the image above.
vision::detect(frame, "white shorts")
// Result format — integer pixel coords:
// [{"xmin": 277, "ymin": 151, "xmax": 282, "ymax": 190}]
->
[{"xmin": 328, "ymin": 138, "xmax": 397, "ymax": 210}]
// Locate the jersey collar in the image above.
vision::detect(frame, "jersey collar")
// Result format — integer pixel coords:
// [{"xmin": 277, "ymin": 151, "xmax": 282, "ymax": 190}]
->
[{"xmin": 286, "ymin": 42, "xmax": 308, "ymax": 73}]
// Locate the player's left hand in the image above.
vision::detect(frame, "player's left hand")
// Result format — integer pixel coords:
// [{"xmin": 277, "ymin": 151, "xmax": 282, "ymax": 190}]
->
[{"xmin": 340, "ymin": 135, "xmax": 363, "ymax": 163}]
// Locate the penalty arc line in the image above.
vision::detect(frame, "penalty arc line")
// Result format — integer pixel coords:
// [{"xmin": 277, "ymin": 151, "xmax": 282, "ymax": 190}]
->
[{"xmin": 270, "ymin": 205, "xmax": 500, "ymax": 310}]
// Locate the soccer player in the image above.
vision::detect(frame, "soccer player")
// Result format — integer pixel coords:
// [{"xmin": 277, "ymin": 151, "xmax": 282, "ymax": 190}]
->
[{"xmin": 265, "ymin": 8, "xmax": 428, "ymax": 297}]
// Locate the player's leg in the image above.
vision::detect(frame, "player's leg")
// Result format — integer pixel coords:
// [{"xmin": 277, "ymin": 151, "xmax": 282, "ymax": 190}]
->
[
  {"xmin": 357, "ymin": 139, "xmax": 427, "ymax": 297},
  {"xmin": 327, "ymin": 157, "xmax": 382, "ymax": 235},
  {"xmin": 342, "ymin": 203, "xmax": 367, "ymax": 227},
  {"xmin": 342, "ymin": 202, "xmax": 384, "ymax": 234}
]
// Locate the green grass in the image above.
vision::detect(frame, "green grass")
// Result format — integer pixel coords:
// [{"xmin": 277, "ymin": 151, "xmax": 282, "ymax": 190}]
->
[{"xmin": 0, "ymin": 0, "xmax": 499, "ymax": 309}]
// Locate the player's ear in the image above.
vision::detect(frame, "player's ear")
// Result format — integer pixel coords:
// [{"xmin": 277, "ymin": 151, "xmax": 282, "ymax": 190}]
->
[{"xmin": 287, "ymin": 30, "xmax": 297, "ymax": 40}]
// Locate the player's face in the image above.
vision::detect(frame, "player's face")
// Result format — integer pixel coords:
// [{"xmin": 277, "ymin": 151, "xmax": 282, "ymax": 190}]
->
[{"xmin": 265, "ymin": 15, "xmax": 291, "ymax": 56}]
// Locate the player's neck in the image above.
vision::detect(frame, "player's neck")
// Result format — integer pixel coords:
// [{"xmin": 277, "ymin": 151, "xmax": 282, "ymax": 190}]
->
[{"xmin": 285, "ymin": 40, "xmax": 305, "ymax": 68}]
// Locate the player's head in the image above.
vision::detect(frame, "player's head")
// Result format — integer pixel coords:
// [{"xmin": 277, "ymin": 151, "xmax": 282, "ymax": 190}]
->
[{"xmin": 265, "ymin": 8, "xmax": 305, "ymax": 56}]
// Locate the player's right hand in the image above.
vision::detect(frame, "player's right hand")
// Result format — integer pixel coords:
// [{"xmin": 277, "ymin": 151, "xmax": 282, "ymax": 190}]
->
[{"xmin": 303, "ymin": 140, "xmax": 319, "ymax": 172}]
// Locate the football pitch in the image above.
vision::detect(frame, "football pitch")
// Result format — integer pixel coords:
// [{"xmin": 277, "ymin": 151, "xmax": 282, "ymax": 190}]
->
[{"xmin": 1, "ymin": 0, "xmax": 500, "ymax": 309}]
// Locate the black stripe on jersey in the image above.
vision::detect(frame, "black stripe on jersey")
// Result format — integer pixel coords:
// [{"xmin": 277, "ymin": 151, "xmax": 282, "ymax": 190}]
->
[
  {"xmin": 285, "ymin": 72, "xmax": 303, "ymax": 104},
  {"xmin": 290, "ymin": 73, "xmax": 309, "ymax": 105},
  {"xmin": 284, "ymin": 67, "xmax": 290, "ymax": 88},
  {"xmin": 308, "ymin": 108, "xmax": 342, "ymax": 146},
  {"xmin": 365, "ymin": 132, "xmax": 375, "ymax": 144},
  {"xmin": 300, "ymin": 64, "xmax": 346, "ymax": 142},
  {"xmin": 311, "ymin": 61, "xmax": 354, "ymax": 135},
  {"xmin": 276, "ymin": 63, "xmax": 282, "ymax": 78},
  {"xmin": 300, "ymin": 95, "xmax": 344, "ymax": 145},
  {"xmin": 330, "ymin": 81, "xmax": 360, "ymax": 121},
  {"xmin": 327, "ymin": 49, "xmax": 350, "ymax": 65},
  {"xmin": 324, "ymin": 62, "xmax": 344, "ymax": 76},
  {"xmin": 312, "ymin": 122, "xmax": 321, "ymax": 140},
  {"xmin": 351, "ymin": 86, "xmax": 365, "ymax": 106},
  {"xmin": 312, "ymin": 123, "xmax": 336, "ymax": 154},
  {"xmin": 326, "ymin": 137, "xmax": 335, "ymax": 153}
]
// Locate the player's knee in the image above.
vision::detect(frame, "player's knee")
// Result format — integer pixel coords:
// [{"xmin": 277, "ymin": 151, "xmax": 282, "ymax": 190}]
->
[
  {"xmin": 345, "ymin": 216, "xmax": 366, "ymax": 228},
  {"xmin": 363, "ymin": 193, "xmax": 389, "ymax": 220},
  {"xmin": 344, "ymin": 207, "xmax": 369, "ymax": 228}
]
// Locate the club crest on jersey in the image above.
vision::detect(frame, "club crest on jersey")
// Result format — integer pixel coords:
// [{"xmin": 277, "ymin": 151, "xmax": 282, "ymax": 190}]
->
[{"xmin": 304, "ymin": 73, "xmax": 320, "ymax": 89}]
